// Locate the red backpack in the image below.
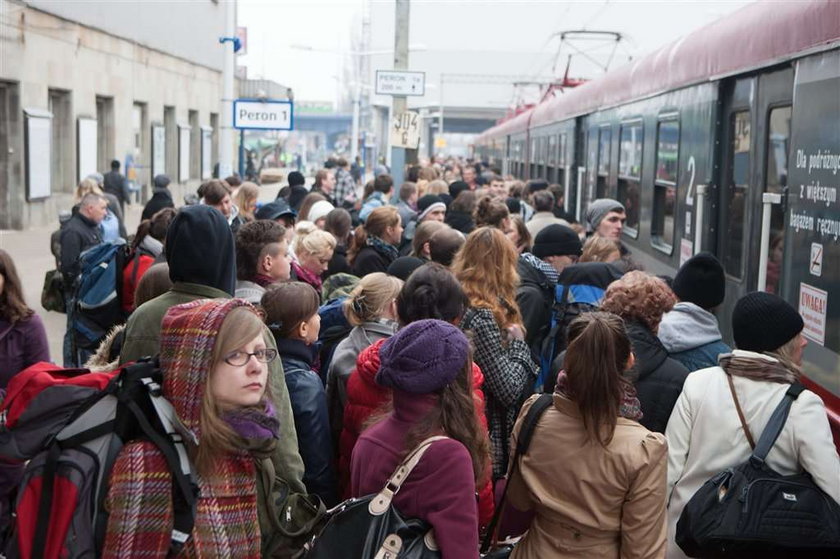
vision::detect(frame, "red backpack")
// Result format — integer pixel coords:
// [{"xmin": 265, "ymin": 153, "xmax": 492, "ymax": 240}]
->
[{"xmin": 0, "ymin": 359, "xmax": 197, "ymax": 559}]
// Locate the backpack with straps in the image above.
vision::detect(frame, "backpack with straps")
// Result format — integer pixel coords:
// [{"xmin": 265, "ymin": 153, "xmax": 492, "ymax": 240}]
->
[
  {"xmin": 0, "ymin": 359, "xmax": 198, "ymax": 559},
  {"xmin": 676, "ymin": 381, "xmax": 840, "ymax": 557}
]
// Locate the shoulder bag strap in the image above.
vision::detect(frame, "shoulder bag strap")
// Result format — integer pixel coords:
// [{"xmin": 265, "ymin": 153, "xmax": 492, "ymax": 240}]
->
[
  {"xmin": 368, "ymin": 435, "xmax": 449, "ymax": 515},
  {"xmin": 726, "ymin": 374, "xmax": 756, "ymax": 449},
  {"xmin": 480, "ymin": 393, "xmax": 553, "ymax": 553},
  {"xmin": 750, "ymin": 382, "xmax": 806, "ymax": 466}
]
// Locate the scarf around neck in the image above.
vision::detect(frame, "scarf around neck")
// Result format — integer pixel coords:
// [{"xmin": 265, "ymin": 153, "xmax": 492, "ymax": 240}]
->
[
  {"xmin": 252, "ymin": 273, "xmax": 276, "ymax": 289},
  {"xmin": 223, "ymin": 400, "xmax": 280, "ymax": 460},
  {"xmin": 719, "ymin": 349, "xmax": 799, "ymax": 384},
  {"xmin": 366, "ymin": 235, "xmax": 400, "ymax": 261},
  {"xmin": 555, "ymin": 370, "xmax": 643, "ymax": 422},
  {"xmin": 292, "ymin": 261, "xmax": 323, "ymax": 291}
]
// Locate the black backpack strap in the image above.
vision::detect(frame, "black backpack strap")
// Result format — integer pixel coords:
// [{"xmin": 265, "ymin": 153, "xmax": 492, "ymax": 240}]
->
[
  {"xmin": 480, "ymin": 393, "xmax": 553, "ymax": 553},
  {"xmin": 750, "ymin": 382, "xmax": 805, "ymax": 466}
]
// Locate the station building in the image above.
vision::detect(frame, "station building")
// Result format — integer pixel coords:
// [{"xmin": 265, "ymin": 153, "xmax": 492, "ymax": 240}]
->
[{"xmin": 0, "ymin": 0, "xmax": 228, "ymax": 230}]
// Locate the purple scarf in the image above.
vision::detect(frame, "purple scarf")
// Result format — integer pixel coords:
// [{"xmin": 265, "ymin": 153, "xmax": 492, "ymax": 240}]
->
[{"xmin": 223, "ymin": 400, "xmax": 280, "ymax": 443}]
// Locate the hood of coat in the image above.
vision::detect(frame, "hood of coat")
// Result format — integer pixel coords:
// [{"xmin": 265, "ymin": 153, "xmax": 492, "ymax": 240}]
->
[
  {"xmin": 159, "ymin": 298, "xmax": 256, "ymax": 441},
  {"xmin": 556, "ymin": 261, "xmax": 624, "ymax": 290},
  {"xmin": 658, "ymin": 301, "xmax": 725, "ymax": 353},
  {"xmin": 276, "ymin": 336, "xmax": 316, "ymax": 368},
  {"xmin": 518, "ymin": 253, "xmax": 557, "ymax": 287},
  {"xmin": 625, "ymin": 320, "xmax": 669, "ymax": 382},
  {"xmin": 356, "ymin": 337, "xmax": 386, "ymax": 386},
  {"xmin": 165, "ymin": 204, "xmax": 236, "ymax": 296},
  {"xmin": 151, "ymin": 187, "xmax": 173, "ymax": 200}
]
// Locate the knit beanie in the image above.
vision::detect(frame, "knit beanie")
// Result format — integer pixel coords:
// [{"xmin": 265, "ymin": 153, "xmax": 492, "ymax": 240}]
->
[
  {"xmin": 387, "ymin": 256, "xmax": 424, "ymax": 281},
  {"xmin": 732, "ymin": 292, "xmax": 804, "ymax": 352},
  {"xmin": 307, "ymin": 200, "xmax": 335, "ymax": 224},
  {"xmin": 585, "ymin": 198, "xmax": 625, "ymax": 232},
  {"xmin": 672, "ymin": 252, "xmax": 725, "ymax": 309},
  {"xmin": 288, "ymin": 171, "xmax": 305, "ymax": 187},
  {"xmin": 417, "ymin": 195, "xmax": 446, "ymax": 221},
  {"xmin": 533, "ymin": 224, "xmax": 582, "ymax": 258},
  {"xmin": 376, "ymin": 319, "xmax": 469, "ymax": 394},
  {"xmin": 154, "ymin": 174, "xmax": 171, "ymax": 189}
]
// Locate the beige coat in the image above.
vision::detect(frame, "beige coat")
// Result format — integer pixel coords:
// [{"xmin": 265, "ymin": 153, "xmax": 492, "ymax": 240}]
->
[{"xmin": 508, "ymin": 394, "xmax": 668, "ymax": 559}]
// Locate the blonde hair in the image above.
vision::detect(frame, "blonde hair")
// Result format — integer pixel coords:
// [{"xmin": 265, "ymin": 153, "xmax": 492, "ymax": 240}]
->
[
  {"xmin": 198, "ymin": 306, "xmax": 268, "ymax": 476},
  {"xmin": 767, "ymin": 335, "xmax": 803, "ymax": 378},
  {"xmin": 293, "ymin": 221, "xmax": 337, "ymax": 259},
  {"xmin": 580, "ymin": 236, "xmax": 621, "ymax": 263},
  {"xmin": 233, "ymin": 182, "xmax": 259, "ymax": 221},
  {"xmin": 75, "ymin": 178, "xmax": 103, "ymax": 201},
  {"xmin": 344, "ymin": 272, "xmax": 403, "ymax": 326},
  {"xmin": 452, "ymin": 227, "xmax": 523, "ymax": 329},
  {"xmin": 426, "ymin": 179, "xmax": 448, "ymax": 196}
]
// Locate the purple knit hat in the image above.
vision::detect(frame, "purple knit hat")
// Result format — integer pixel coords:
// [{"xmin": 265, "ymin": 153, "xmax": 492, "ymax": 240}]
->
[{"xmin": 376, "ymin": 319, "xmax": 469, "ymax": 394}]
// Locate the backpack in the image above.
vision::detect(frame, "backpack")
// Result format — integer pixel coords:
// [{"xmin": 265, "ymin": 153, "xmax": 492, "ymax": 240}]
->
[
  {"xmin": 676, "ymin": 381, "xmax": 840, "ymax": 557},
  {"xmin": 0, "ymin": 359, "xmax": 198, "ymax": 559},
  {"xmin": 69, "ymin": 240, "xmax": 130, "ymax": 357},
  {"xmin": 535, "ymin": 262, "xmax": 623, "ymax": 393}
]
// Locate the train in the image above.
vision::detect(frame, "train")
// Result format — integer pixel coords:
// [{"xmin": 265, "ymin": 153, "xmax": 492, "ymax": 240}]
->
[{"xmin": 474, "ymin": 0, "xmax": 840, "ymax": 439}]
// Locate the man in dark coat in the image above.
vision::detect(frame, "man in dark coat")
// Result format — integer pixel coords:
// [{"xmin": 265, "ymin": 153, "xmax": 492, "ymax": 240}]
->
[
  {"xmin": 103, "ymin": 159, "xmax": 129, "ymax": 212},
  {"xmin": 142, "ymin": 174, "xmax": 175, "ymax": 220}
]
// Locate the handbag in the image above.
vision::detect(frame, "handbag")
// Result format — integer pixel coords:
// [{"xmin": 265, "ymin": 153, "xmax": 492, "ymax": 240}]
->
[
  {"xmin": 41, "ymin": 269, "xmax": 66, "ymax": 313},
  {"xmin": 480, "ymin": 393, "xmax": 554, "ymax": 558},
  {"xmin": 258, "ymin": 466, "xmax": 327, "ymax": 559},
  {"xmin": 676, "ymin": 378, "xmax": 840, "ymax": 558},
  {"xmin": 305, "ymin": 436, "xmax": 448, "ymax": 559}
]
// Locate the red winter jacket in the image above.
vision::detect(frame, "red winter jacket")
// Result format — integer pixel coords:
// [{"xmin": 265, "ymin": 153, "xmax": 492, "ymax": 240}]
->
[
  {"xmin": 121, "ymin": 253, "xmax": 155, "ymax": 312},
  {"xmin": 338, "ymin": 338, "xmax": 495, "ymax": 527}
]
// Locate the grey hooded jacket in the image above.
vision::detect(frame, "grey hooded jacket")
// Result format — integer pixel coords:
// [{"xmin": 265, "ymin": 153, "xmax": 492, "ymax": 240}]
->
[{"xmin": 658, "ymin": 302, "xmax": 731, "ymax": 372}]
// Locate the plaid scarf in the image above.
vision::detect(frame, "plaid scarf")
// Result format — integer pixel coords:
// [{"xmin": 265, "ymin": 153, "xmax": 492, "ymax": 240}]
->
[
  {"xmin": 366, "ymin": 235, "xmax": 400, "ymax": 261},
  {"xmin": 554, "ymin": 370, "xmax": 643, "ymax": 421},
  {"xmin": 292, "ymin": 261, "xmax": 323, "ymax": 292}
]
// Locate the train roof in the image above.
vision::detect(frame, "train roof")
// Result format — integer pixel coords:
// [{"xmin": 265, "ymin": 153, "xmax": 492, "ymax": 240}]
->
[{"xmin": 479, "ymin": 0, "xmax": 840, "ymax": 142}]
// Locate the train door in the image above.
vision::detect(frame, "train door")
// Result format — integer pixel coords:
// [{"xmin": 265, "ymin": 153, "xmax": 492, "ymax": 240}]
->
[{"xmin": 716, "ymin": 68, "xmax": 794, "ymax": 341}]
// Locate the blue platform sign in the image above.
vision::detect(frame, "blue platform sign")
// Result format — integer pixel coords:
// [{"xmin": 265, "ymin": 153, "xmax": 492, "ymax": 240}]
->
[{"xmin": 233, "ymin": 99, "xmax": 293, "ymax": 131}]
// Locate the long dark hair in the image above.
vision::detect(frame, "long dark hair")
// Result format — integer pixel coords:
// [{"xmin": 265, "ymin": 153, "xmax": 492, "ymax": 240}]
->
[
  {"xmin": 564, "ymin": 312, "xmax": 632, "ymax": 446},
  {"xmin": 396, "ymin": 263, "xmax": 467, "ymax": 326},
  {"xmin": 0, "ymin": 249, "xmax": 32, "ymax": 324},
  {"xmin": 403, "ymin": 351, "xmax": 490, "ymax": 486}
]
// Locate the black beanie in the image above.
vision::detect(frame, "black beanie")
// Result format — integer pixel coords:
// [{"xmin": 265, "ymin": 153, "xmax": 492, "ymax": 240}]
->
[
  {"xmin": 533, "ymin": 224, "xmax": 582, "ymax": 258},
  {"xmin": 732, "ymin": 292, "xmax": 804, "ymax": 352},
  {"xmin": 449, "ymin": 180, "xmax": 469, "ymax": 200},
  {"xmin": 672, "ymin": 252, "xmax": 725, "ymax": 310},
  {"xmin": 387, "ymin": 256, "xmax": 425, "ymax": 281}
]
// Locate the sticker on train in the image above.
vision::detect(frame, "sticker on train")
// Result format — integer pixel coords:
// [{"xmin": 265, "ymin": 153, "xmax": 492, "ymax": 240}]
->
[
  {"xmin": 810, "ymin": 243, "xmax": 823, "ymax": 277},
  {"xmin": 799, "ymin": 283, "xmax": 827, "ymax": 346}
]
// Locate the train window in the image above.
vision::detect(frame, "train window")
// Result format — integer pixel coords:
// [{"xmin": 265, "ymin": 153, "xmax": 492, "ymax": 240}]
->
[
  {"xmin": 618, "ymin": 121, "xmax": 643, "ymax": 237},
  {"xmin": 723, "ymin": 110, "xmax": 751, "ymax": 279},
  {"xmin": 597, "ymin": 127, "xmax": 611, "ymax": 197},
  {"xmin": 652, "ymin": 119, "xmax": 679, "ymax": 254},
  {"xmin": 547, "ymin": 135, "xmax": 557, "ymax": 183},
  {"xmin": 557, "ymin": 133, "xmax": 567, "ymax": 189},
  {"xmin": 530, "ymin": 138, "xmax": 537, "ymax": 179},
  {"xmin": 559, "ymin": 133, "xmax": 567, "ymax": 166},
  {"xmin": 764, "ymin": 105, "xmax": 791, "ymax": 295}
]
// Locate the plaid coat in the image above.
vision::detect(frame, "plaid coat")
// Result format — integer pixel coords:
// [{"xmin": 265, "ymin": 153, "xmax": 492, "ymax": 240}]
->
[{"xmin": 461, "ymin": 307, "xmax": 538, "ymax": 478}]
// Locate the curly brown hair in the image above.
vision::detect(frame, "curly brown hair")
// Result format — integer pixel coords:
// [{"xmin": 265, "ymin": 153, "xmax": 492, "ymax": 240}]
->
[{"xmin": 600, "ymin": 271, "xmax": 677, "ymax": 332}]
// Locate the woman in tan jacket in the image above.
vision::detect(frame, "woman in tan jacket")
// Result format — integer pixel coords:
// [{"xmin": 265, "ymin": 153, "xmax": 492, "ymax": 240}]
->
[{"xmin": 507, "ymin": 312, "xmax": 668, "ymax": 558}]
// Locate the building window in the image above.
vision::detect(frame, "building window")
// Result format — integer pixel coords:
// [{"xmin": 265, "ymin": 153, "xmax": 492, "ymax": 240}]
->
[
  {"xmin": 723, "ymin": 110, "xmax": 751, "ymax": 278},
  {"xmin": 597, "ymin": 126, "xmax": 611, "ymax": 198},
  {"xmin": 652, "ymin": 118, "xmax": 679, "ymax": 253},
  {"xmin": 618, "ymin": 120, "xmax": 642, "ymax": 237},
  {"xmin": 48, "ymin": 89, "xmax": 72, "ymax": 193},
  {"xmin": 96, "ymin": 96, "xmax": 114, "ymax": 172}
]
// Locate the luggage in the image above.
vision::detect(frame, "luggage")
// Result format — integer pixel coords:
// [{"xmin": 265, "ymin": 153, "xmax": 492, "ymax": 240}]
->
[
  {"xmin": 676, "ymin": 381, "xmax": 840, "ymax": 557},
  {"xmin": 305, "ymin": 436, "xmax": 449, "ymax": 559},
  {"xmin": 0, "ymin": 359, "xmax": 198, "ymax": 559}
]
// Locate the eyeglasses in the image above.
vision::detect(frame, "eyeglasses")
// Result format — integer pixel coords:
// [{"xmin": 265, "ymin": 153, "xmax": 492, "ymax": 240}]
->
[{"xmin": 223, "ymin": 348, "xmax": 278, "ymax": 366}]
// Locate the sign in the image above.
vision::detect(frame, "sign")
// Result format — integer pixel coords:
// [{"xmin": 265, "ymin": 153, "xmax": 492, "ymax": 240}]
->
[
  {"xmin": 178, "ymin": 125, "xmax": 190, "ymax": 183},
  {"xmin": 434, "ymin": 137, "xmax": 447, "ymax": 148},
  {"xmin": 680, "ymin": 238, "xmax": 693, "ymax": 266},
  {"xmin": 376, "ymin": 70, "xmax": 425, "ymax": 96},
  {"xmin": 233, "ymin": 99, "xmax": 293, "ymax": 130},
  {"xmin": 24, "ymin": 108, "xmax": 52, "ymax": 201},
  {"xmin": 810, "ymin": 242, "xmax": 823, "ymax": 276},
  {"xmin": 77, "ymin": 117, "xmax": 98, "ymax": 182},
  {"xmin": 151, "ymin": 124, "xmax": 165, "ymax": 179},
  {"xmin": 799, "ymin": 283, "xmax": 827, "ymax": 345},
  {"xmin": 390, "ymin": 111, "xmax": 420, "ymax": 149},
  {"xmin": 236, "ymin": 26, "xmax": 248, "ymax": 56}
]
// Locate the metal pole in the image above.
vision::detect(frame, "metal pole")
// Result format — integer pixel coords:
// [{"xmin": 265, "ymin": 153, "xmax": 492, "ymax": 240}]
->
[
  {"xmin": 757, "ymin": 192, "xmax": 782, "ymax": 291},
  {"xmin": 390, "ymin": 0, "xmax": 409, "ymax": 187},
  {"xmin": 694, "ymin": 184, "xmax": 707, "ymax": 254},
  {"xmin": 219, "ymin": 0, "xmax": 236, "ymax": 179},
  {"xmin": 238, "ymin": 130, "xmax": 245, "ymax": 178},
  {"xmin": 350, "ymin": 83, "xmax": 361, "ymax": 162},
  {"xmin": 576, "ymin": 166, "xmax": 586, "ymax": 223}
]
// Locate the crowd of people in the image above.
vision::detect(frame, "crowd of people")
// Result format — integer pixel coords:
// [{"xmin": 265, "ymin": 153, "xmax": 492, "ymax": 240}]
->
[{"xmin": 0, "ymin": 156, "xmax": 838, "ymax": 558}]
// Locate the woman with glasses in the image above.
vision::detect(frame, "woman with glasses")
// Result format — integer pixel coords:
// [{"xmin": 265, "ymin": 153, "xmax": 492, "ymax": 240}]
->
[
  {"xmin": 103, "ymin": 298, "xmax": 280, "ymax": 558},
  {"xmin": 262, "ymin": 282, "xmax": 338, "ymax": 506}
]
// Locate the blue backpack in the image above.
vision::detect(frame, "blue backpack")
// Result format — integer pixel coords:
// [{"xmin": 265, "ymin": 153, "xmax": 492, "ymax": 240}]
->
[
  {"xmin": 535, "ymin": 262, "xmax": 624, "ymax": 393},
  {"xmin": 70, "ymin": 240, "xmax": 130, "ymax": 355}
]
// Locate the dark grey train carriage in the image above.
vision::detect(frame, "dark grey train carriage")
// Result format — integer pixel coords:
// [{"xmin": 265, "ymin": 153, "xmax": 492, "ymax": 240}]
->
[{"xmin": 474, "ymin": 0, "xmax": 840, "ymax": 441}]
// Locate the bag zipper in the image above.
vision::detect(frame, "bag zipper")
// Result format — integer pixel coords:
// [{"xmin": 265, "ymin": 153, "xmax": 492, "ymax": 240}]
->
[{"xmin": 741, "ymin": 477, "xmax": 830, "ymax": 513}]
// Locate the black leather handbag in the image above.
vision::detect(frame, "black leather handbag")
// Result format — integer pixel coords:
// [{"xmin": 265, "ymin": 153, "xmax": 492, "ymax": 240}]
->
[
  {"xmin": 305, "ymin": 436, "xmax": 448, "ymax": 559},
  {"xmin": 676, "ymin": 381, "xmax": 840, "ymax": 558}
]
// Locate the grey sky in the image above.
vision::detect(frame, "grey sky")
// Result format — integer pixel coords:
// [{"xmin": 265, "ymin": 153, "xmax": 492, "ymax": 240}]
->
[{"xmin": 239, "ymin": 0, "xmax": 753, "ymax": 106}]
